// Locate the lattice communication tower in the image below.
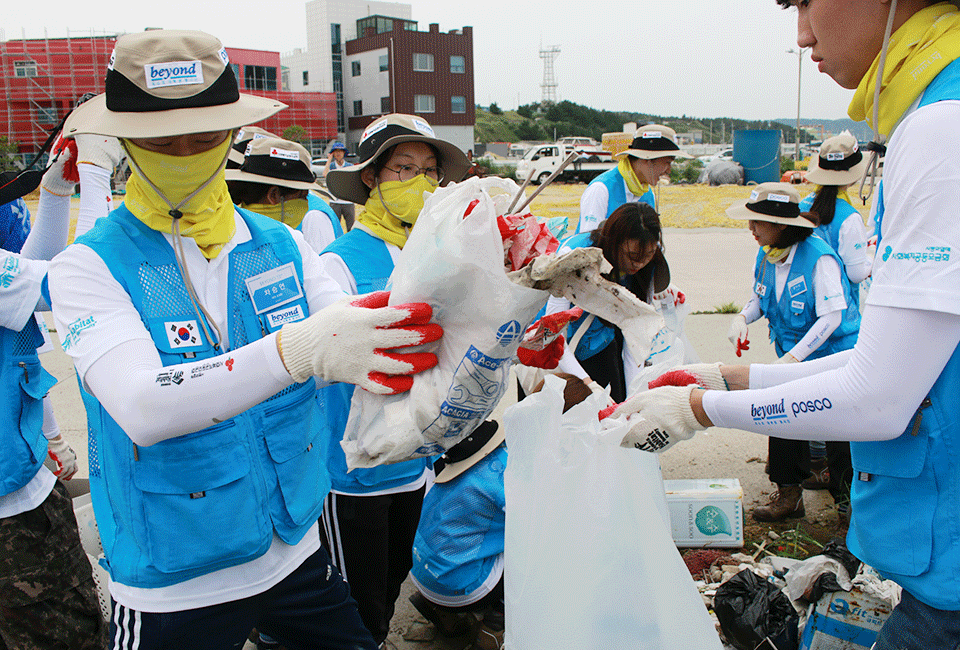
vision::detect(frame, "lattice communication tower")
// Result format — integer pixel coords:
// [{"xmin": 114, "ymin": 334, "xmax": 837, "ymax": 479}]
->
[{"xmin": 539, "ymin": 45, "xmax": 561, "ymax": 104}]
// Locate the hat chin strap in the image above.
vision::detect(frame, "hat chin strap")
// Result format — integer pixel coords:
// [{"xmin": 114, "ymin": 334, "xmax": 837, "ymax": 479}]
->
[
  {"xmin": 120, "ymin": 132, "xmax": 237, "ymax": 351},
  {"xmin": 859, "ymin": 0, "xmax": 898, "ymax": 205}
]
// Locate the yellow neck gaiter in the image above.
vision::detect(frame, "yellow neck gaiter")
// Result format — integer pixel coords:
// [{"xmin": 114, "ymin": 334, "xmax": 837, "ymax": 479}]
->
[
  {"xmin": 356, "ymin": 176, "xmax": 438, "ymax": 249},
  {"xmin": 124, "ymin": 138, "xmax": 236, "ymax": 259},
  {"xmin": 241, "ymin": 198, "xmax": 309, "ymax": 229},
  {"xmin": 618, "ymin": 157, "xmax": 650, "ymax": 198},
  {"xmin": 849, "ymin": 3, "xmax": 960, "ymax": 137},
  {"xmin": 763, "ymin": 245, "xmax": 791, "ymax": 263}
]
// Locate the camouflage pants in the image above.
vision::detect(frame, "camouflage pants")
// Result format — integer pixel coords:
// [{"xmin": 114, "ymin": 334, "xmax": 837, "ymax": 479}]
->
[{"xmin": 0, "ymin": 479, "xmax": 107, "ymax": 650}]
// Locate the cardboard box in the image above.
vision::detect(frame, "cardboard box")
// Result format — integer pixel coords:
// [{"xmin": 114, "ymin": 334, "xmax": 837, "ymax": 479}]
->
[
  {"xmin": 664, "ymin": 478, "xmax": 744, "ymax": 548},
  {"xmin": 799, "ymin": 587, "xmax": 893, "ymax": 650}
]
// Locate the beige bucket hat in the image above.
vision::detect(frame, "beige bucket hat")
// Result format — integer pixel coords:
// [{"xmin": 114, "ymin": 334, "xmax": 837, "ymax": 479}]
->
[
  {"xmin": 616, "ymin": 124, "xmax": 692, "ymax": 160},
  {"xmin": 228, "ymin": 126, "xmax": 279, "ymax": 167},
  {"xmin": 65, "ymin": 30, "xmax": 285, "ymax": 138},
  {"xmin": 804, "ymin": 131, "xmax": 868, "ymax": 186},
  {"xmin": 326, "ymin": 113, "xmax": 471, "ymax": 205},
  {"xmin": 225, "ymin": 137, "xmax": 322, "ymax": 191},
  {"xmin": 433, "ymin": 421, "xmax": 504, "ymax": 484},
  {"xmin": 725, "ymin": 182, "xmax": 816, "ymax": 227}
]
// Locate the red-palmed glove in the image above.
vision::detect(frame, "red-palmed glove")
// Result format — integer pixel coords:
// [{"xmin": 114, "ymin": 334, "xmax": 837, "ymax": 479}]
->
[
  {"xmin": 279, "ymin": 291, "xmax": 442, "ymax": 395},
  {"xmin": 516, "ymin": 307, "xmax": 583, "ymax": 369},
  {"xmin": 727, "ymin": 314, "xmax": 750, "ymax": 357},
  {"xmin": 47, "ymin": 435, "xmax": 78, "ymax": 480},
  {"xmin": 40, "ymin": 135, "xmax": 80, "ymax": 196},
  {"xmin": 648, "ymin": 362, "xmax": 728, "ymax": 391}
]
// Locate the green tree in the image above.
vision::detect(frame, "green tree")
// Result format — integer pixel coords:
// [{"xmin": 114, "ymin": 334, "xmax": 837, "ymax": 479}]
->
[
  {"xmin": 282, "ymin": 125, "xmax": 310, "ymax": 148},
  {"xmin": 488, "ymin": 102, "xmax": 502, "ymax": 115},
  {"xmin": 0, "ymin": 137, "xmax": 20, "ymax": 172}
]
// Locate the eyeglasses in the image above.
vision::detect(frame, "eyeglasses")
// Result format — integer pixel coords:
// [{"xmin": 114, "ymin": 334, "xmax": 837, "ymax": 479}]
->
[{"xmin": 382, "ymin": 164, "xmax": 444, "ymax": 184}]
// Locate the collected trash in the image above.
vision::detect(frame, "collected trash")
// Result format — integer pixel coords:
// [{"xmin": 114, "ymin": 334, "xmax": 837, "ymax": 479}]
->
[
  {"xmin": 665, "ymin": 479, "xmax": 744, "ymax": 548},
  {"xmin": 714, "ymin": 568, "xmax": 799, "ymax": 650}
]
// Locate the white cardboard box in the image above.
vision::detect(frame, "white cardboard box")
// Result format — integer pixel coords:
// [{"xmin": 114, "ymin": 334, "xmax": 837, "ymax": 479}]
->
[
  {"xmin": 799, "ymin": 587, "xmax": 893, "ymax": 650},
  {"xmin": 664, "ymin": 478, "xmax": 744, "ymax": 548}
]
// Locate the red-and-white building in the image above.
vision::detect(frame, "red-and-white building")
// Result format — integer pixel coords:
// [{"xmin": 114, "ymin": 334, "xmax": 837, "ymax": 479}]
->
[{"xmin": 0, "ymin": 33, "xmax": 338, "ymax": 158}]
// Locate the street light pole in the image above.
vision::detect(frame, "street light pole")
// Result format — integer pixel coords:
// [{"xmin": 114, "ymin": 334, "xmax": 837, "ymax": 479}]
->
[{"xmin": 788, "ymin": 48, "xmax": 806, "ymax": 161}]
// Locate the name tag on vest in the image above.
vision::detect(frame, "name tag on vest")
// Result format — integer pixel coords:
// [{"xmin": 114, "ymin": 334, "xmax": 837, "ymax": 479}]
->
[
  {"xmin": 245, "ymin": 263, "xmax": 304, "ymax": 315},
  {"xmin": 788, "ymin": 276, "xmax": 807, "ymax": 298}
]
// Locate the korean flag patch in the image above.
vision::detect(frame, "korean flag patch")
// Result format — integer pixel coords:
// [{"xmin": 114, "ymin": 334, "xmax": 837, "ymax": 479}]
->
[{"xmin": 166, "ymin": 320, "xmax": 202, "ymax": 348}]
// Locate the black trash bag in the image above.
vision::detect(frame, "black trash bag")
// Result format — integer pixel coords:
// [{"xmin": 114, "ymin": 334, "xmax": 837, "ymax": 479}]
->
[
  {"xmin": 805, "ymin": 572, "xmax": 845, "ymax": 603},
  {"xmin": 714, "ymin": 569, "xmax": 800, "ymax": 650},
  {"xmin": 820, "ymin": 539, "xmax": 861, "ymax": 579}
]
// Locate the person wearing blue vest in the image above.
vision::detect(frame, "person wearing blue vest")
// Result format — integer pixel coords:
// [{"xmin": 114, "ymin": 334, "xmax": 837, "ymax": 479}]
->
[
  {"xmin": 616, "ymin": 3, "xmax": 960, "ymax": 645},
  {"xmin": 322, "ymin": 113, "xmax": 471, "ymax": 648},
  {"xmin": 576, "ymin": 124, "xmax": 690, "ymax": 235},
  {"xmin": 726, "ymin": 183, "xmax": 860, "ymax": 522},
  {"xmin": 226, "ymin": 136, "xmax": 343, "ymax": 252},
  {"xmin": 797, "ymin": 132, "xmax": 872, "ymax": 493},
  {"xmin": 0, "ymin": 135, "xmax": 110, "ymax": 649},
  {"xmin": 323, "ymin": 141, "xmax": 356, "ymax": 230},
  {"xmin": 47, "ymin": 30, "xmax": 443, "ymax": 650}
]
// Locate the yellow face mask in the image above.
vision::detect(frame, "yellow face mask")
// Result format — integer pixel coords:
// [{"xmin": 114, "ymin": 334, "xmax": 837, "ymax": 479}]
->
[
  {"xmin": 618, "ymin": 157, "xmax": 650, "ymax": 198},
  {"xmin": 356, "ymin": 175, "xmax": 438, "ymax": 249},
  {"xmin": 123, "ymin": 137, "xmax": 236, "ymax": 259},
  {"xmin": 241, "ymin": 198, "xmax": 309, "ymax": 229}
]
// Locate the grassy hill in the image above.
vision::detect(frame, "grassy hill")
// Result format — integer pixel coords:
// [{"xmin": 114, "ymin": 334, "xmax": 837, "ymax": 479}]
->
[{"xmin": 475, "ymin": 100, "xmax": 819, "ymax": 146}]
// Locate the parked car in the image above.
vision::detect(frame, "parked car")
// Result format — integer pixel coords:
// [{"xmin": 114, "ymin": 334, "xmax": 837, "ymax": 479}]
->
[{"xmin": 310, "ymin": 158, "xmax": 327, "ymax": 178}]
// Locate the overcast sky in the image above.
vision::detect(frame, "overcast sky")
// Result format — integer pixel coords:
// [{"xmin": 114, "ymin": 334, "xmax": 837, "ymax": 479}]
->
[{"xmin": 5, "ymin": 0, "xmax": 856, "ymax": 123}]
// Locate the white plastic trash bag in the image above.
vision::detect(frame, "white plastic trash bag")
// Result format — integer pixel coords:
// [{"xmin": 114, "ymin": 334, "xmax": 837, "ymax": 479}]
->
[
  {"xmin": 503, "ymin": 375, "xmax": 722, "ymax": 650},
  {"xmin": 341, "ymin": 177, "xmax": 548, "ymax": 469}
]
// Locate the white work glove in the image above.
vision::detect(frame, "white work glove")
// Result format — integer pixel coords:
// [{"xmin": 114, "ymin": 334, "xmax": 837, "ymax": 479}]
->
[
  {"xmin": 75, "ymin": 133, "xmax": 123, "ymax": 172},
  {"xmin": 278, "ymin": 290, "xmax": 442, "ymax": 395},
  {"xmin": 614, "ymin": 385, "xmax": 706, "ymax": 453},
  {"xmin": 727, "ymin": 314, "xmax": 750, "ymax": 357},
  {"xmin": 647, "ymin": 362, "xmax": 728, "ymax": 391},
  {"xmin": 774, "ymin": 352, "xmax": 799, "ymax": 364},
  {"xmin": 585, "ymin": 378, "xmax": 616, "ymax": 407},
  {"xmin": 47, "ymin": 435, "xmax": 78, "ymax": 480},
  {"xmin": 40, "ymin": 135, "xmax": 80, "ymax": 197}
]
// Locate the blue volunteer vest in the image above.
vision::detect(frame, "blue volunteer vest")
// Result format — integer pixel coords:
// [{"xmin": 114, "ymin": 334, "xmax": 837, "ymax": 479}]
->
[
  {"xmin": 0, "ymin": 317, "xmax": 57, "ymax": 496},
  {"xmin": 753, "ymin": 235, "xmax": 859, "ymax": 360},
  {"xmin": 799, "ymin": 193, "xmax": 864, "ymax": 310},
  {"xmin": 319, "ymin": 229, "xmax": 430, "ymax": 493},
  {"xmin": 304, "ymin": 193, "xmax": 344, "ymax": 239},
  {"xmin": 76, "ymin": 205, "xmax": 329, "ymax": 589},
  {"xmin": 575, "ymin": 167, "xmax": 656, "ymax": 234},
  {"xmin": 847, "ymin": 56, "xmax": 960, "ymax": 608},
  {"xmin": 411, "ymin": 445, "xmax": 506, "ymax": 601}
]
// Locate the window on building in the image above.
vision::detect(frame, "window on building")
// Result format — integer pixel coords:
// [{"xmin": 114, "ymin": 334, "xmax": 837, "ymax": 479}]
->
[
  {"xmin": 351, "ymin": 60, "xmax": 361, "ymax": 77},
  {"xmin": 451, "ymin": 95, "xmax": 466, "ymax": 114},
  {"xmin": 379, "ymin": 55, "xmax": 389, "ymax": 72},
  {"xmin": 331, "ymin": 23, "xmax": 344, "ymax": 133},
  {"xmin": 412, "ymin": 53, "xmax": 434, "ymax": 72},
  {"xmin": 414, "ymin": 95, "xmax": 435, "ymax": 113},
  {"xmin": 14, "ymin": 61, "xmax": 38, "ymax": 78},
  {"xmin": 450, "ymin": 55, "xmax": 465, "ymax": 74},
  {"xmin": 353, "ymin": 100, "xmax": 363, "ymax": 116},
  {"xmin": 302, "ymin": 70, "xmax": 309, "ymax": 86},
  {"xmin": 230, "ymin": 63, "xmax": 240, "ymax": 81},
  {"xmin": 244, "ymin": 65, "xmax": 277, "ymax": 91},
  {"xmin": 381, "ymin": 96, "xmax": 391, "ymax": 113},
  {"xmin": 34, "ymin": 104, "xmax": 57, "ymax": 124}
]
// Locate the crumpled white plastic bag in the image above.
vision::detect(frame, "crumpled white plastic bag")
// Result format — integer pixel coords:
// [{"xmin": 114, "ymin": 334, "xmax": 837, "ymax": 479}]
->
[{"xmin": 341, "ymin": 177, "xmax": 548, "ymax": 469}]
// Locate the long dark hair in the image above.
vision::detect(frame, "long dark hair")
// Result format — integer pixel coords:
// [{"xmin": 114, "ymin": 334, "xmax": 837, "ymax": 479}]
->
[
  {"xmin": 773, "ymin": 221, "xmax": 815, "ymax": 248},
  {"xmin": 590, "ymin": 202, "xmax": 662, "ymax": 287},
  {"xmin": 809, "ymin": 184, "xmax": 839, "ymax": 226}
]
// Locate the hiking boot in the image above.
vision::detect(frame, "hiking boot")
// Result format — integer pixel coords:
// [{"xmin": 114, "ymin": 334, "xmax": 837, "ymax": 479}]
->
[
  {"xmin": 408, "ymin": 590, "xmax": 474, "ymax": 637},
  {"xmin": 752, "ymin": 484, "xmax": 805, "ymax": 522},
  {"xmin": 801, "ymin": 458, "xmax": 830, "ymax": 490}
]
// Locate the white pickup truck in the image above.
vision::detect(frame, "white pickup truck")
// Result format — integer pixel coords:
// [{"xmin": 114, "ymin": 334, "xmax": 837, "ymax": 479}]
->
[{"xmin": 515, "ymin": 143, "xmax": 617, "ymax": 185}]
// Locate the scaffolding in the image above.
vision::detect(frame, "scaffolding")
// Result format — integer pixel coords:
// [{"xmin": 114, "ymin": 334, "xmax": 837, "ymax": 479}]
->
[
  {"xmin": 539, "ymin": 44, "xmax": 561, "ymax": 105},
  {"xmin": 0, "ymin": 28, "xmax": 117, "ymax": 165}
]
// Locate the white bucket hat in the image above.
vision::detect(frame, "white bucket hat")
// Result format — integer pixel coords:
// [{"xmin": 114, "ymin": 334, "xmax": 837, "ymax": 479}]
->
[
  {"xmin": 64, "ymin": 30, "xmax": 285, "ymax": 138},
  {"xmin": 804, "ymin": 131, "xmax": 869, "ymax": 187},
  {"xmin": 615, "ymin": 124, "xmax": 692, "ymax": 160},
  {"xmin": 725, "ymin": 182, "xmax": 816, "ymax": 228}
]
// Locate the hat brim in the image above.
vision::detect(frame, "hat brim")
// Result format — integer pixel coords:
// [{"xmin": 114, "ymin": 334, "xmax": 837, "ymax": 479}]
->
[
  {"xmin": 224, "ymin": 168, "xmax": 322, "ymax": 192},
  {"xmin": 326, "ymin": 134, "xmax": 471, "ymax": 205},
  {"xmin": 434, "ymin": 426, "xmax": 506, "ymax": 484},
  {"xmin": 616, "ymin": 147, "xmax": 692, "ymax": 160},
  {"xmin": 803, "ymin": 157, "xmax": 869, "ymax": 187},
  {"xmin": 726, "ymin": 201, "xmax": 816, "ymax": 227},
  {"xmin": 64, "ymin": 92, "xmax": 286, "ymax": 138}
]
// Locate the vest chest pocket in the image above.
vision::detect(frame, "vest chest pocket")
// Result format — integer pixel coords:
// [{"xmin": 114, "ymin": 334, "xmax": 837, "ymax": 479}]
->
[{"xmin": 131, "ymin": 421, "xmax": 270, "ymax": 575}]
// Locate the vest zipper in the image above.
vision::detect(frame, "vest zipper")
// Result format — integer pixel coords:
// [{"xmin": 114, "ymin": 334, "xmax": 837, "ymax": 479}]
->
[{"xmin": 910, "ymin": 397, "xmax": 933, "ymax": 436}]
